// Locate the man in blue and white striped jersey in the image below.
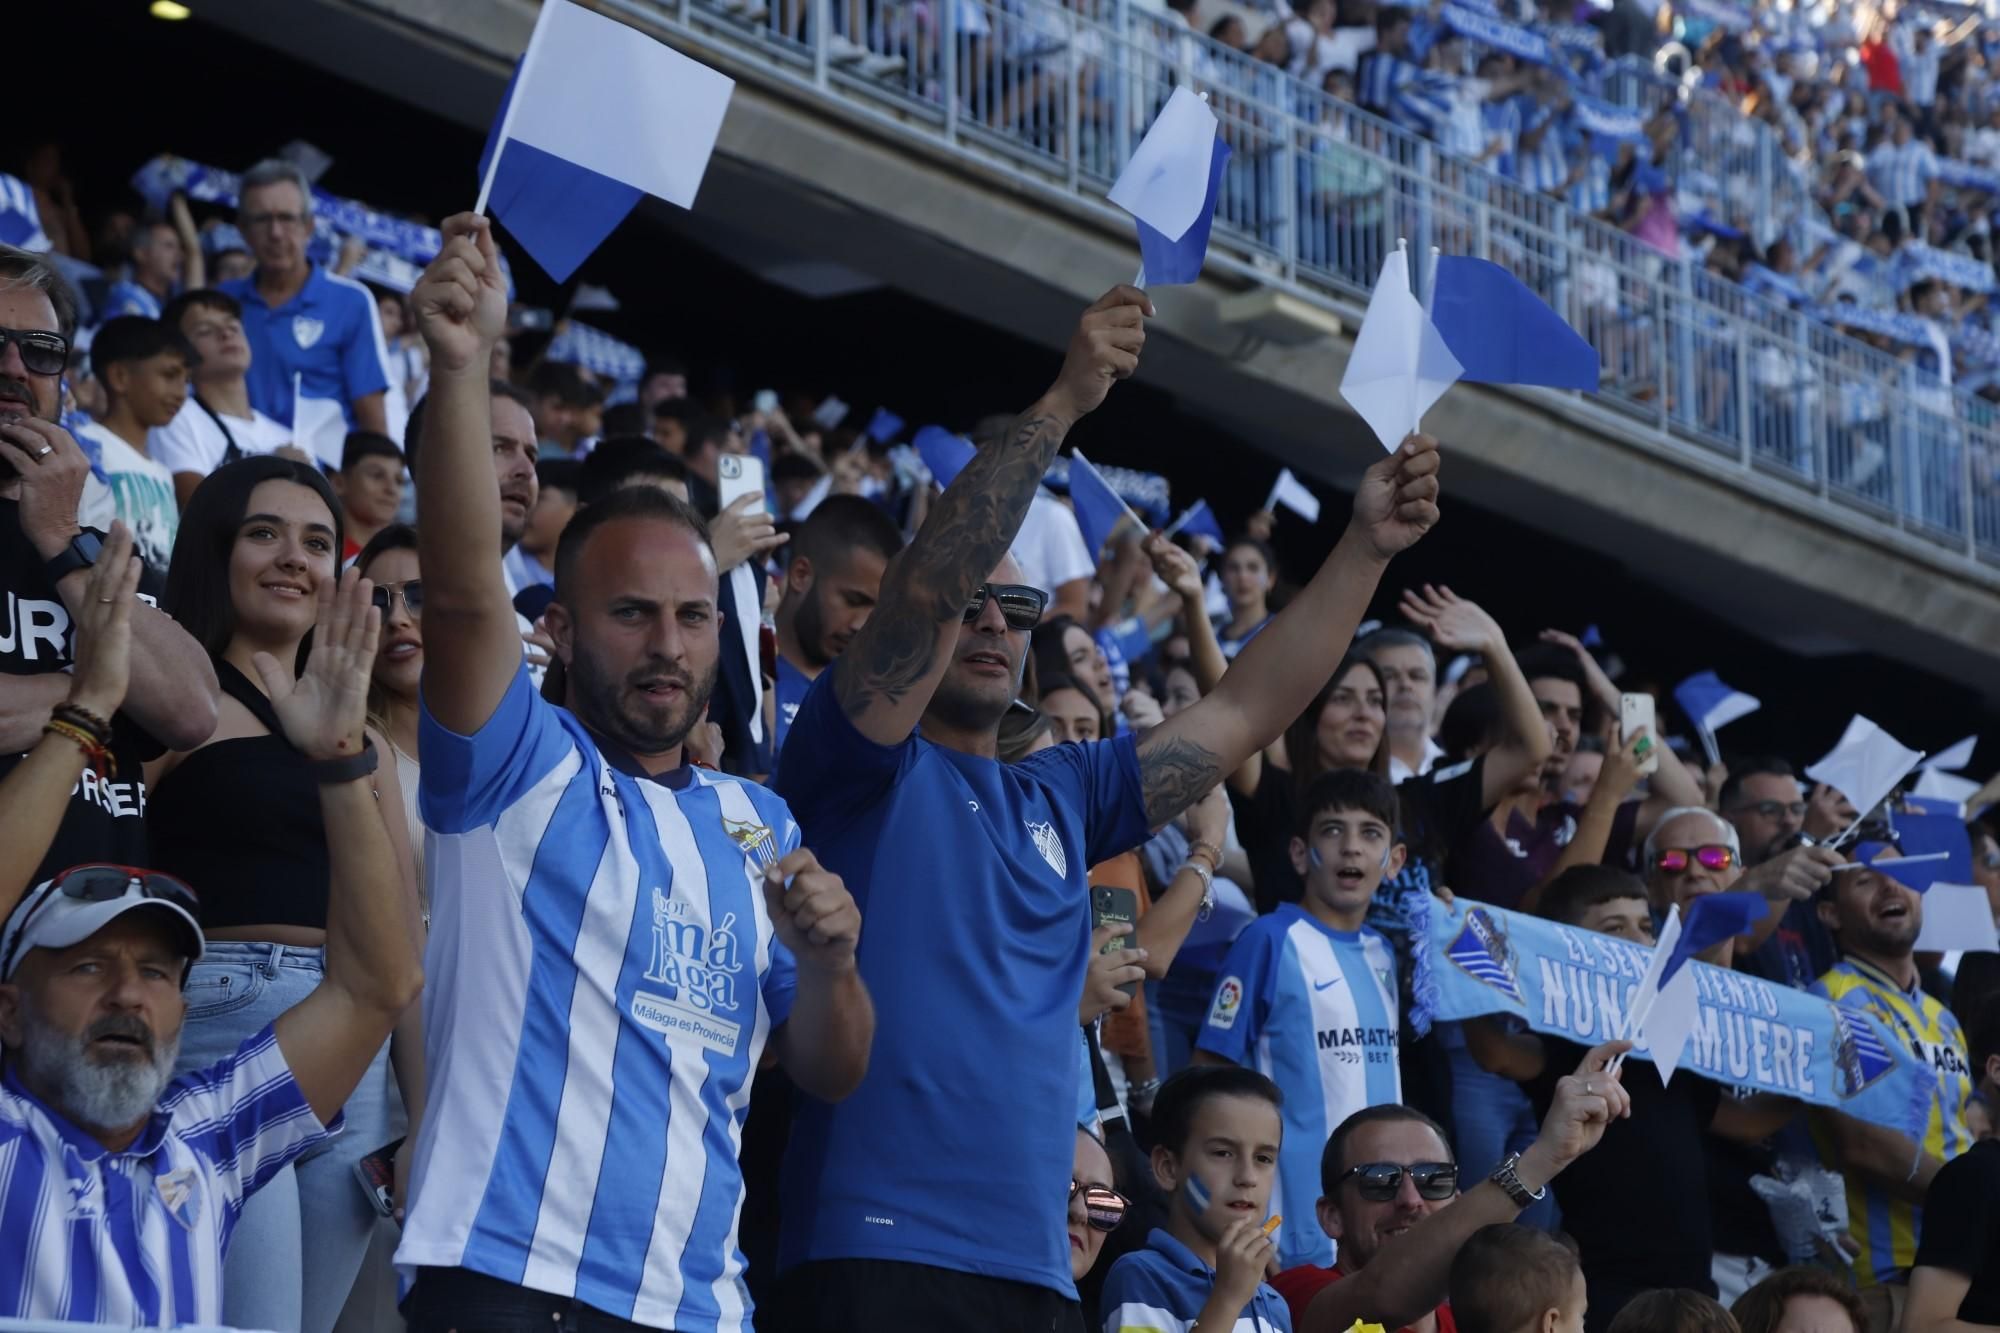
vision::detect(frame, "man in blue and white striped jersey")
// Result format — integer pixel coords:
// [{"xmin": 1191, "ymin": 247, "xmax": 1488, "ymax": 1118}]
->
[
  {"xmin": 394, "ymin": 215, "xmax": 873, "ymax": 1333},
  {"xmin": 0, "ymin": 566, "xmax": 422, "ymax": 1325}
]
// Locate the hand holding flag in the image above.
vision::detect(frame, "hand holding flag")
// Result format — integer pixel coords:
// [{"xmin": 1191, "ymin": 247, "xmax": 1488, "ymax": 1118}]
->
[
  {"xmin": 1045, "ymin": 287, "xmax": 1153, "ymax": 421},
  {"xmin": 410, "ymin": 214, "xmax": 509, "ymax": 376},
  {"xmin": 1346, "ymin": 433, "xmax": 1443, "ymax": 561}
]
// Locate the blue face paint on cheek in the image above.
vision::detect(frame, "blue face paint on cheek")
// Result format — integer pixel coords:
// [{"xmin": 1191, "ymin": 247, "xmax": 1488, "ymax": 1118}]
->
[
  {"xmin": 1308, "ymin": 847, "xmax": 1323, "ymax": 869},
  {"xmin": 1184, "ymin": 1172, "xmax": 1212, "ymax": 1215}
]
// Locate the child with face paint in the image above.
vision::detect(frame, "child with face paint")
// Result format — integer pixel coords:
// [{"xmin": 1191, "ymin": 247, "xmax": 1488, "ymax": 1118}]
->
[
  {"xmin": 1098, "ymin": 1066, "xmax": 1294, "ymax": 1332},
  {"xmin": 1190, "ymin": 770, "xmax": 1408, "ymax": 1270}
]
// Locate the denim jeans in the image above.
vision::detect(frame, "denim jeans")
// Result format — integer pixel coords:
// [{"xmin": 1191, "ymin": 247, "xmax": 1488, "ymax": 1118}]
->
[
  {"xmin": 1440, "ymin": 1025, "xmax": 1559, "ymax": 1231},
  {"xmin": 175, "ymin": 940, "xmax": 399, "ymax": 1333}
]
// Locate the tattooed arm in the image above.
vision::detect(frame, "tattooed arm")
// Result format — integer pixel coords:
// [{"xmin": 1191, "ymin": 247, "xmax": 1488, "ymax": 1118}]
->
[
  {"xmin": 834, "ymin": 288, "xmax": 1153, "ymax": 747},
  {"xmin": 1134, "ymin": 436, "xmax": 1444, "ymax": 826}
]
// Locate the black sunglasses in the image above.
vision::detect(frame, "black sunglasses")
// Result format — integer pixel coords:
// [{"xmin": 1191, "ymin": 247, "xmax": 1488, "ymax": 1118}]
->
[
  {"xmin": 1338, "ymin": 1161, "xmax": 1458, "ymax": 1202},
  {"xmin": 1069, "ymin": 1179, "xmax": 1130, "ymax": 1232},
  {"xmin": 964, "ymin": 582, "xmax": 1047, "ymax": 631},
  {"xmin": 1, "ymin": 863, "xmax": 199, "ymax": 978},
  {"xmin": 371, "ymin": 579, "xmax": 423, "ymax": 617},
  {"xmin": 0, "ymin": 327, "xmax": 71, "ymax": 377}
]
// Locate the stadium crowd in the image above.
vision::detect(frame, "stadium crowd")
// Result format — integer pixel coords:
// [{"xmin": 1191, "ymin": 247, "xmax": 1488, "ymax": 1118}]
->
[{"xmin": 2, "ymin": 136, "xmax": 2000, "ymax": 1333}]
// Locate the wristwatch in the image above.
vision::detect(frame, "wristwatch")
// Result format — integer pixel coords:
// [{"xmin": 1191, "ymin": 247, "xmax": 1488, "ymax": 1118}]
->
[
  {"xmin": 42, "ymin": 531, "xmax": 103, "ymax": 586},
  {"xmin": 1489, "ymin": 1152, "xmax": 1547, "ymax": 1209}
]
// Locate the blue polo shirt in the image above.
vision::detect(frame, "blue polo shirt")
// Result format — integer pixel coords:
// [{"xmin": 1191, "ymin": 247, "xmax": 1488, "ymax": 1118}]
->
[
  {"xmin": 218, "ymin": 264, "xmax": 390, "ymax": 428},
  {"xmin": 1100, "ymin": 1228, "xmax": 1294, "ymax": 1333},
  {"xmin": 773, "ymin": 668, "xmax": 1150, "ymax": 1293}
]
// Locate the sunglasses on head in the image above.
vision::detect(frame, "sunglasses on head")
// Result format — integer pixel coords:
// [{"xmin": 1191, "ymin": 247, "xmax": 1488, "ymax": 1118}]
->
[
  {"xmin": 1654, "ymin": 845, "xmax": 1737, "ymax": 874},
  {"xmin": 963, "ymin": 582, "xmax": 1047, "ymax": 631},
  {"xmin": 0, "ymin": 863, "xmax": 199, "ymax": 978},
  {"xmin": 1069, "ymin": 1179, "xmax": 1130, "ymax": 1232},
  {"xmin": 0, "ymin": 327, "xmax": 71, "ymax": 377},
  {"xmin": 1338, "ymin": 1161, "xmax": 1458, "ymax": 1202},
  {"xmin": 370, "ymin": 579, "xmax": 423, "ymax": 616}
]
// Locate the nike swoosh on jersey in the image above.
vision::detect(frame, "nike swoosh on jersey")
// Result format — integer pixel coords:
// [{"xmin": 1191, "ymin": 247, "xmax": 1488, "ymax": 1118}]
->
[{"xmin": 1313, "ymin": 976, "xmax": 1344, "ymax": 991}]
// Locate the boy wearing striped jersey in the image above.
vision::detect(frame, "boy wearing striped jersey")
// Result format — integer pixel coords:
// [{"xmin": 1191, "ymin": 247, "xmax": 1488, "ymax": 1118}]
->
[
  {"xmin": 1809, "ymin": 846, "xmax": 1974, "ymax": 1330},
  {"xmin": 1100, "ymin": 1066, "xmax": 1294, "ymax": 1333},
  {"xmin": 1195, "ymin": 769, "xmax": 1406, "ymax": 1270},
  {"xmin": 396, "ymin": 217, "xmax": 873, "ymax": 1333}
]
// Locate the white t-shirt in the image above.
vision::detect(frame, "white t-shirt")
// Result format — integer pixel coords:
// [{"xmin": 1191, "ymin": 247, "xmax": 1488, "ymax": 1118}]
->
[
  {"xmin": 1010, "ymin": 489, "xmax": 1096, "ymax": 595},
  {"xmin": 74, "ymin": 421, "xmax": 179, "ymax": 574},
  {"xmin": 151, "ymin": 396, "xmax": 294, "ymax": 482}
]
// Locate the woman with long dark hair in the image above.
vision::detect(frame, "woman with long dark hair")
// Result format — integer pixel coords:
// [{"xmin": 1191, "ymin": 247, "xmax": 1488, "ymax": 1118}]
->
[{"xmin": 147, "ymin": 455, "xmax": 422, "ymax": 1333}]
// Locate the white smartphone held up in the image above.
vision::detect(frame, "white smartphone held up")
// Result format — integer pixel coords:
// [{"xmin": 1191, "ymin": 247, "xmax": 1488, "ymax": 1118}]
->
[
  {"xmin": 1620, "ymin": 692, "xmax": 1659, "ymax": 776},
  {"xmin": 718, "ymin": 453, "xmax": 767, "ymax": 514}
]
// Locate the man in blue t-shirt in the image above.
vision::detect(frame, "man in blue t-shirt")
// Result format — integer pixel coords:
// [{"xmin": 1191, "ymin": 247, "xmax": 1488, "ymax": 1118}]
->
[
  {"xmin": 774, "ymin": 283, "xmax": 1446, "ymax": 1331},
  {"xmin": 1195, "ymin": 769, "xmax": 1407, "ymax": 1270},
  {"xmin": 217, "ymin": 159, "xmax": 391, "ymax": 436},
  {"xmin": 397, "ymin": 216, "xmax": 873, "ymax": 1331},
  {"xmin": 771, "ymin": 495, "xmax": 904, "ymax": 758}
]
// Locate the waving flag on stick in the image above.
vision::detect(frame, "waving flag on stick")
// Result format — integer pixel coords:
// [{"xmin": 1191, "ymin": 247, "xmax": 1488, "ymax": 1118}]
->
[
  {"xmin": 1069, "ymin": 451, "xmax": 1150, "ymax": 556},
  {"xmin": 1674, "ymin": 670, "xmax": 1761, "ymax": 769},
  {"xmin": 1806, "ymin": 716, "xmax": 1925, "ymax": 843},
  {"xmin": 476, "ymin": 0, "xmax": 734, "ymax": 281},
  {"xmin": 1109, "ymin": 88, "xmax": 1224, "ymax": 288},
  {"xmin": 1339, "ymin": 242, "xmax": 1462, "ymax": 451}
]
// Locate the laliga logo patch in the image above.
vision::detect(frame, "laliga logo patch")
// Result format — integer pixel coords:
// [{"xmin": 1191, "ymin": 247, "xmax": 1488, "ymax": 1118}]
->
[
  {"xmin": 1208, "ymin": 975, "xmax": 1244, "ymax": 1030},
  {"xmin": 156, "ymin": 1168, "xmax": 201, "ymax": 1230},
  {"xmin": 1446, "ymin": 908, "xmax": 1524, "ymax": 1005},
  {"xmin": 1025, "ymin": 820, "xmax": 1067, "ymax": 878},
  {"xmin": 291, "ymin": 316, "xmax": 325, "ymax": 350},
  {"xmin": 1829, "ymin": 1004, "xmax": 1896, "ymax": 1099}
]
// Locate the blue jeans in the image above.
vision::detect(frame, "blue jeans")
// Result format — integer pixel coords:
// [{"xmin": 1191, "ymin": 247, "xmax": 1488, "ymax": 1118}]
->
[
  {"xmin": 175, "ymin": 941, "xmax": 399, "ymax": 1333},
  {"xmin": 1442, "ymin": 1025, "xmax": 1559, "ymax": 1231}
]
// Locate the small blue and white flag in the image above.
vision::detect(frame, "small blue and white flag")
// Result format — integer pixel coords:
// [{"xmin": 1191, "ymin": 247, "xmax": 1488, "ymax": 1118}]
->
[
  {"xmin": 477, "ymin": 0, "xmax": 735, "ymax": 282},
  {"xmin": 1108, "ymin": 87, "xmax": 1223, "ymax": 286},
  {"xmin": 914, "ymin": 424, "xmax": 974, "ymax": 489},
  {"xmin": 1339, "ymin": 246, "xmax": 1462, "ymax": 451},
  {"xmin": 1068, "ymin": 450, "xmax": 1147, "ymax": 556},
  {"xmin": 1673, "ymin": 670, "xmax": 1761, "ymax": 768},
  {"xmin": 1165, "ymin": 499, "xmax": 1225, "ymax": 547},
  {"xmin": 0, "ymin": 173, "xmax": 51, "ymax": 253},
  {"xmin": 1806, "ymin": 716, "xmax": 1924, "ymax": 833}
]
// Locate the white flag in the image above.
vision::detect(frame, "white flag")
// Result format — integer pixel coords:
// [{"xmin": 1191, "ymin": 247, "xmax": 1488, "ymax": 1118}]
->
[
  {"xmin": 1338, "ymin": 247, "xmax": 1462, "ymax": 452},
  {"xmin": 1911, "ymin": 884, "xmax": 2000, "ymax": 953},
  {"xmin": 1922, "ymin": 735, "xmax": 1978, "ymax": 773},
  {"xmin": 1265, "ymin": 468, "xmax": 1321, "ymax": 523},
  {"xmin": 1805, "ymin": 716, "xmax": 1924, "ymax": 822},
  {"xmin": 292, "ymin": 374, "xmax": 348, "ymax": 470},
  {"xmin": 1108, "ymin": 87, "xmax": 1220, "ymax": 243},
  {"xmin": 488, "ymin": 0, "xmax": 734, "ymax": 213}
]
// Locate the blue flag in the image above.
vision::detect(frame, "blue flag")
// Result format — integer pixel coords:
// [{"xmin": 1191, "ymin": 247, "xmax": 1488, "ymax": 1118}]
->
[
  {"xmin": 866, "ymin": 408, "xmax": 906, "ymax": 444},
  {"xmin": 1580, "ymin": 624, "xmax": 1603, "ymax": 648},
  {"xmin": 479, "ymin": 64, "xmax": 641, "ymax": 283},
  {"xmin": 1172, "ymin": 499, "xmax": 1225, "ymax": 546},
  {"xmin": 1068, "ymin": 451, "xmax": 1141, "ymax": 557},
  {"xmin": 1875, "ymin": 814, "xmax": 1975, "ymax": 892},
  {"xmin": 1660, "ymin": 891, "xmax": 1765, "ymax": 985},
  {"xmin": 1430, "ymin": 256, "xmax": 1599, "ymax": 390},
  {"xmin": 914, "ymin": 425, "xmax": 974, "ymax": 489},
  {"xmin": 1136, "ymin": 138, "xmax": 1231, "ymax": 287}
]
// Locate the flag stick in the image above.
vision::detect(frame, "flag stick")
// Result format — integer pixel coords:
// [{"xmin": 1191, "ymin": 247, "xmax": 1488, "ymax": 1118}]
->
[
  {"xmin": 1164, "ymin": 504, "xmax": 1195, "ymax": 538},
  {"xmin": 1133, "ymin": 263, "xmax": 1147, "ymax": 289},
  {"xmin": 473, "ymin": 1, "xmax": 556, "ymax": 216},
  {"xmin": 1414, "ymin": 243, "xmax": 1440, "ymax": 437},
  {"xmin": 1830, "ymin": 852, "xmax": 1950, "ymax": 872}
]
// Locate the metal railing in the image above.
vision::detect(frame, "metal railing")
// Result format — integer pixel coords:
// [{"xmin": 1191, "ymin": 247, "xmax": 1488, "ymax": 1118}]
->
[{"xmin": 608, "ymin": 0, "xmax": 2000, "ymax": 575}]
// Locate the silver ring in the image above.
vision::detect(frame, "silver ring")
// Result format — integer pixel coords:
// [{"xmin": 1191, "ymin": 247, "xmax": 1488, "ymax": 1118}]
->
[
  {"xmin": 97, "ymin": 596, "xmax": 115, "ymax": 604},
  {"xmin": 34, "ymin": 444, "xmax": 52, "ymax": 459}
]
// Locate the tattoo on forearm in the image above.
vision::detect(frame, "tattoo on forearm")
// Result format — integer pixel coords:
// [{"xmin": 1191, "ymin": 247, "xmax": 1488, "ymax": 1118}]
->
[
  {"xmin": 837, "ymin": 409, "xmax": 1070, "ymax": 716},
  {"xmin": 1137, "ymin": 732, "xmax": 1224, "ymax": 827}
]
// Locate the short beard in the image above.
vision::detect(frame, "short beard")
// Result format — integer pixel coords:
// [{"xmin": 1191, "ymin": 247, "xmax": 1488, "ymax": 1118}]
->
[
  {"xmin": 794, "ymin": 590, "xmax": 834, "ymax": 670},
  {"xmin": 568, "ymin": 633, "xmax": 719, "ymax": 759},
  {"xmin": 927, "ymin": 666, "xmax": 1015, "ymax": 738},
  {"xmin": 18, "ymin": 1006, "xmax": 178, "ymax": 1136}
]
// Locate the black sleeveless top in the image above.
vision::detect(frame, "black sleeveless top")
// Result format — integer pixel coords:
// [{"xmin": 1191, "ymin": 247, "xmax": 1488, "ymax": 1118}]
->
[{"xmin": 146, "ymin": 659, "xmax": 332, "ymax": 930}]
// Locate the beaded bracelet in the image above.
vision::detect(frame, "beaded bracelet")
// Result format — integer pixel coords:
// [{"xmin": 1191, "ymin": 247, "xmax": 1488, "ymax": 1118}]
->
[
  {"xmin": 44, "ymin": 717, "xmax": 115, "ymax": 780},
  {"xmin": 50, "ymin": 701, "xmax": 113, "ymax": 747}
]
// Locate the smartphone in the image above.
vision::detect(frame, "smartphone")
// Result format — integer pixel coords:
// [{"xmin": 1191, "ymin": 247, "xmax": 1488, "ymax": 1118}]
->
[
  {"xmin": 1620, "ymin": 693, "xmax": 1659, "ymax": 776},
  {"xmin": 718, "ymin": 453, "xmax": 767, "ymax": 513},
  {"xmin": 1090, "ymin": 885, "xmax": 1141, "ymax": 998},
  {"xmin": 754, "ymin": 389, "xmax": 779, "ymax": 415},
  {"xmin": 352, "ymin": 1136, "xmax": 405, "ymax": 1219}
]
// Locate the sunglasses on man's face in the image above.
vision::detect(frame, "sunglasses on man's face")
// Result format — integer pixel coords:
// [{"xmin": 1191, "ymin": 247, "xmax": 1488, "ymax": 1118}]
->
[
  {"xmin": 963, "ymin": 582, "xmax": 1047, "ymax": 631},
  {"xmin": 1338, "ymin": 1161, "xmax": 1458, "ymax": 1202},
  {"xmin": 1069, "ymin": 1179, "xmax": 1130, "ymax": 1232},
  {"xmin": 1655, "ymin": 845, "xmax": 1737, "ymax": 874},
  {"xmin": 1730, "ymin": 800, "xmax": 1806, "ymax": 822},
  {"xmin": 0, "ymin": 327, "xmax": 71, "ymax": 377}
]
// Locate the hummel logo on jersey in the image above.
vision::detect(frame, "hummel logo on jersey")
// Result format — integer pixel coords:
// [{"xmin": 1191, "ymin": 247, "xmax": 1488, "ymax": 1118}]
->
[{"xmin": 1025, "ymin": 820, "xmax": 1067, "ymax": 877}]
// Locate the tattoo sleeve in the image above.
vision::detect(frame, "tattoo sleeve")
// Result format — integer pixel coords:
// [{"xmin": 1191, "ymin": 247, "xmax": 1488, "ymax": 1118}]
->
[
  {"xmin": 836, "ymin": 408, "xmax": 1071, "ymax": 717},
  {"xmin": 1137, "ymin": 730, "xmax": 1224, "ymax": 827}
]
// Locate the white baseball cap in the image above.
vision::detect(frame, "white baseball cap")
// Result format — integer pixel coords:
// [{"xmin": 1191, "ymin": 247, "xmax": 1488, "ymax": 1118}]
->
[{"xmin": 0, "ymin": 865, "xmax": 203, "ymax": 981}]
